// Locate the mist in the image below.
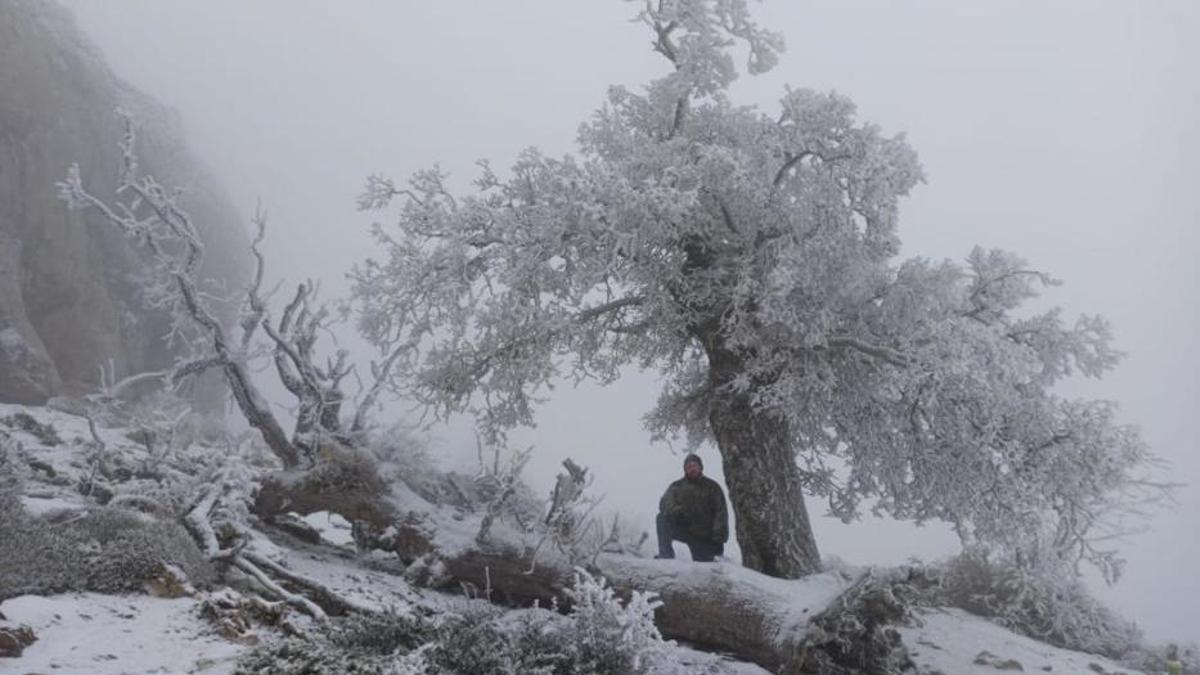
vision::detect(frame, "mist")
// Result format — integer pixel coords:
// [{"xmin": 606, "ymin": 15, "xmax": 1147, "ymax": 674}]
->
[{"xmin": 60, "ymin": 0, "xmax": 1199, "ymax": 643}]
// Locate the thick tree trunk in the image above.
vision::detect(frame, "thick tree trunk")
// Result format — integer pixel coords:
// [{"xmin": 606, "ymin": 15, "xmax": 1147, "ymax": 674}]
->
[
  {"xmin": 222, "ymin": 361, "xmax": 300, "ymax": 469},
  {"xmin": 707, "ymin": 347, "xmax": 822, "ymax": 578}
]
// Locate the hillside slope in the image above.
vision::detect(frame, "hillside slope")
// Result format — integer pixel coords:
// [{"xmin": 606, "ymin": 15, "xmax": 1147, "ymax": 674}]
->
[
  {"xmin": 0, "ymin": 0, "xmax": 248, "ymax": 404},
  {"xmin": 0, "ymin": 403, "xmax": 1152, "ymax": 674}
]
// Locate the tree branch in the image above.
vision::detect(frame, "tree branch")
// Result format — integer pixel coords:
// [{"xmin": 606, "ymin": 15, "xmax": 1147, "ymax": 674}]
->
[
  {"xmin": 771, "ymin": 150, "xmax": 852, "ymax": 190},
  {"xmin": 772, "ymin": 151, "xmax": 813, "ymax": 188},
  {"xmin": 60, "ymin": 116, "xmax": 301, "ymax": 468},
  {"xmin": 240, "ymin": 550, "xmax": 376, "ymax": 616},
  {"xmin": 826, "ymin": 336, "xmax": 908, "ymax": 368},
  {"xmin": 232, "ymin": 555, "xmax": 328, "ymax": 622}
]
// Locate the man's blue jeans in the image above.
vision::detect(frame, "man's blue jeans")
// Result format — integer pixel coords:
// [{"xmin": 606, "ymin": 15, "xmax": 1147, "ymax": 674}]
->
[{"xmin": 655, "ymin": 512, "xmax": 723, "ymax": 562}]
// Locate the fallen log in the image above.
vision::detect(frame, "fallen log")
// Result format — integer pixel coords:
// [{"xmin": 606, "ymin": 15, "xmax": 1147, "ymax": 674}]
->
[
  {"xmin": 442, "ymin": 546, "xmax": 851, "ymax": 673},
  {"xmin": 252, "ymin": 450, "xmax": 858, "ymax": 672}
]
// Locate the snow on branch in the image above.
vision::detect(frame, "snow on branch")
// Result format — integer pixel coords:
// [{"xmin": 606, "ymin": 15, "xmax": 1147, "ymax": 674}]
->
[
  {"xmin": 58, "ymin": 113, "xmax": 300, "ymax": 467},
  {"xmin": 59, "ymin": 114, "xmax": 402, "ymax": 466},
  {"xmin": 349, "ymin": 0, "xmax": 1165, "ymax": 583}
]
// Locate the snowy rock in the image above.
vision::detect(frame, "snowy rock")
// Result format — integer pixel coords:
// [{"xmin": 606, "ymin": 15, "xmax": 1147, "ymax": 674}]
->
[
  {"xmin": 0, "ymin": 623, "xmax": 36, "ymax": 657},
  {"xmin": 142, "ymin": 562, "xmax": 196, "ymax": 599},
  {"xmin": 973, "ymin": 649, "xmax": 1025, "ymax": 670}
]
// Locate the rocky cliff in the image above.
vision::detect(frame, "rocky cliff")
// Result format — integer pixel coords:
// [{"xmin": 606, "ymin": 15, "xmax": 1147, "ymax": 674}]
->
[{"xmin": 0, "ymin": 0, "xmax": 248, "ymax": 403}]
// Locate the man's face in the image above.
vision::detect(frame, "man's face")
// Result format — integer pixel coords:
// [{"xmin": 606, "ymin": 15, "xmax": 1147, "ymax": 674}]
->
[{"xmin": 684, "ymin": 460, "xmax": 702, "ymax": 479}]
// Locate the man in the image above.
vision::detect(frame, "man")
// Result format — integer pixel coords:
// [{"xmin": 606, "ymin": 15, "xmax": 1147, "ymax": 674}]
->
[{"xmin": 655, "ymin": 453, "xmax": 729, "ymax": 562}]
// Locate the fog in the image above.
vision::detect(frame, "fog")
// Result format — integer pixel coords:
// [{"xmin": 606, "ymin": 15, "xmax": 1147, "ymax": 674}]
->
[{"xmin": 61, "ymin": 1, "xmax": 1198, "ymax": 643}]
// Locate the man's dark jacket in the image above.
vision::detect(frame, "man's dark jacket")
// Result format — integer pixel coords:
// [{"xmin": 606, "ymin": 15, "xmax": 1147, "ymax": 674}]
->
[{"xmin": 658, "ymin": 475, "xmax": 729, "ymax": 544}]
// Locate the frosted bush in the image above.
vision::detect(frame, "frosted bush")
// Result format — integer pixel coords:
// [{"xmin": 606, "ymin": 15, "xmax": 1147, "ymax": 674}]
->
[
  {"xmin": 234, "ymin": 638, "xmax": 377, "ymax": 674},
  {"xmin": 429, "ymin": 605, "xmax": 526, "ymax": 674},
  {"xmin": 79, "ymin": 508, "xmax": 214, "ymax": 591},
  {"xmin": 423, "ymin": 578, "xmax": 683, "ymax": 675},
  {"xmin": 382, "ymin": 644, "xmax": 434, "ymax": 675},
  {"xmin": 202, "ymin": 444, "xmax": 264, "ymax": 534},
  {"xmin": 305, "ymin": 444, "xmax": 388, "ymax": 499},
  {"xmin": 0, "ymin": 430, "xmax": 21, "ymax": 499},
  {"xmin": 234, "ymin": 568, "xmax": 690, "ymax": 674},
  {"xmin": 0, "ymin": 411, "xmax": 61, "ymax": 446},
  {"xmin": 798, "ymin": 568, "xmax": 922, "ymax": 674},
  {"xmin": 329, "ymin": 609, "xmax": 427, "ymax": 655},
  {"xmin": 0, "ymin": 503, "xmax": 212, "ymax": 600},
  {"xmin": 566, "ymin": 568, "xmax": 681, "ymax": 674},
  {"xmin": 366, "ymin": 425, "xmax": 542, "ymax": 536},
  {"xmin": 936, "ymin": 550, "xmax": 1142, "ymax": 659},
  {"xmin": 237, "ymin": 612, "xmax": 432, "ymax": 675},
  {"xmin": 366, "ymin": 424, "xmax": 441, "ymax": 497}
]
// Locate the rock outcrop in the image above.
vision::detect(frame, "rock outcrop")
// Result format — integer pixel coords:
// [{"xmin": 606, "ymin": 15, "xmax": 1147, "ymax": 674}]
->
[
  {"xmin": 0, "ymin": 623, "xmax": 37, "ymax": 658},
  {"xmin": 0, "ymin": 0, "xmax": 247, "ymax": 404}
]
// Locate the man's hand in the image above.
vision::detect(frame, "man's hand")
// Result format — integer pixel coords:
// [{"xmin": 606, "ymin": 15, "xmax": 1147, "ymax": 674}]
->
[{"xmin": 668, "ymin": 505, "xmax": 687, "ymax": 523}]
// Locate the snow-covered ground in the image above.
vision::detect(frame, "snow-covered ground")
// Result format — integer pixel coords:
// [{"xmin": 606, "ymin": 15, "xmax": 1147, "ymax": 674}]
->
[
  {"xmin": 1, "ymin": 593, "xmax": 245, "ymax": 674},
  {"xmin": 0, "ymin": 403, "xmax": 1161, "ymax": 674},
  {"xmin": 901, "ymin": 608, "xmax": 1139, "ymax": 674},
  {"xmin": 0, "ymin": 593, "xmax": 1145, "ymax": 675}
]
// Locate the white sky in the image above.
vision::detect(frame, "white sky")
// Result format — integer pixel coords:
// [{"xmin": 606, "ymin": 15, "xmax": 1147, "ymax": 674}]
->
[{"xmin": 61, "ymin": 0, "xmax": 1198, "ymax": 643}]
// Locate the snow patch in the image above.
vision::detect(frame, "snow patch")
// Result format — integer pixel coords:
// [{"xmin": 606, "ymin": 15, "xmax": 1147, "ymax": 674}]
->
[
  {"xmin": 901, "ymin": 607, "xmax": 1138, "ymax": 675},
  {"xmin": 300, "ymin": 510, "xmax": 355, "ymax": 547},
  {"xmin": 19, "ymin": 493, "xmax": 82, "ymax": 517},
  {"xmin": 0, "ymin": 593, "xmax": 246, "ymax": 674},
  {"xmin": 278, "ymin": 546, "xmax": 423, "ymax": 614}
]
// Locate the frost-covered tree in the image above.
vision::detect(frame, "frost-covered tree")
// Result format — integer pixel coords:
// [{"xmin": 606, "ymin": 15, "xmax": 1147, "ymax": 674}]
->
[
  {"xmin": 353, "ymin": 0, "xmax": 1162, "ymax": 578},
  {"xmin": 59, "ymin": 115, "xmax": 377, "ymax": 470}
]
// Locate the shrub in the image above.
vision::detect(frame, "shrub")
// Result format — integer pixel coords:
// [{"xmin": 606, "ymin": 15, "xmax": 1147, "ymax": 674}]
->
[
  {"xmin": 367, "ymin": 426, "xmax": 543, "ymax": 531},
  {"xmin": 797, "ymin": 568, "xmax": 926, "ymax": 675},
  {"xmin": 366, "ymin": 425, "xmax": 442, "ymax": 502},
  {"xmin": 433, "ymin": 571, "xmax": 679, "ymax": 674},
  {"xmin": 1, "ymin": 501, "xmax": 92, "ymax": 599},
  {"xmin": 80, "ymin": 508, "xmax": 214, "ymax": 593},
  {"xmin": 423, "ymin": 570, "xmax": 680, "ymax": 674},
  {"xmin": 234, "ymin": 569, "xmax": 684, "ymax": 675},
  {"xmin": 329, "ymin": 610, "xmax": 427, "ymax": 655},
  {"xmin": 565, "ymin": 568, "xmax": 676, "ymax": 674},
  {"xmin": 0, "ymin": 431, "xmax": 21, "ymax": 500},
  {"xmin": 381, "ymin": 645, "xmax": 434, "ymax": 675},
  {"xmin": 0, "ymin": 412, "xmax": 61, "ymax": 446},
  {"xmin": 0, "ymin": 503, "xmax": 213, "ymax": 600},
  {"xmin": 306, "ymin": 444, "xmax": 388, "ymax": 498},
  {"xmin": 236, "ymin": 611, "xmax": 431, "ymax": 675},
  {"xmin": 505, "ymin": 609, "xmax": 580, "ymax": 675},
  {"xmin": 429, "ymin": 605, "xmax": 525, "ymax": 674},
  {"xmin": 935, "ymin": 550, "xmax": 1143, "ymax": 659},
  {"xmin": 234, "ymin": 638, "xmax": 391, "ymax": 675}
]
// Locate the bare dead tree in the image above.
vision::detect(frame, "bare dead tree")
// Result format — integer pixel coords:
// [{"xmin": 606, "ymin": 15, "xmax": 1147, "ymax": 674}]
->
[
  {"xmin": 242, "ymin": 212, "xmax": 354, "ymax": 460},
  {"xmin": 58, "ymin": 116, "xmax": 300, "ymax": 467},
  {"xmin": 59, "ymin": 114, "xmax": 393, "ymax": 468},
  {"xmin": 474, "ymin": 445, "xmax": 533, "ymax": 544}
]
